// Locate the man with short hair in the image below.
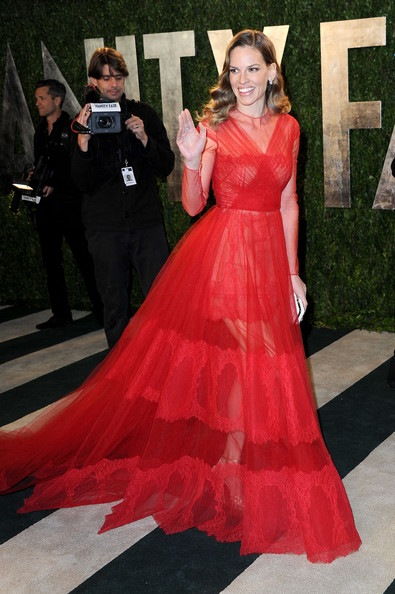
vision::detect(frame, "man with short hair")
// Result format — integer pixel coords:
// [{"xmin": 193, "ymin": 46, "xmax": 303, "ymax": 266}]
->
[
  {"xmin": 72, "ymin": 48, "xmax": 174, "ymax": 348},
  {"xmin": 33, "ymin": 79, "xmax": 102, "ymax": 329}
]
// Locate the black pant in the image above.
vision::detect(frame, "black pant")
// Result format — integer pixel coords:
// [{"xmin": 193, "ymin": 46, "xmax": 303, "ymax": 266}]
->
[
  {"xmin": 86, "ymin": 225, "xmax": 169, "ymax": 348},
  {"xmin": 35, "ymin": 201, "xmax": 102, "ymax": 320}
]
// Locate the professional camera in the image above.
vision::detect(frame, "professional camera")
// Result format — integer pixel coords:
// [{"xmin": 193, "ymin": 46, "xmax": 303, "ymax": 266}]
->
[
  {"xmin": 82, "ymin": 85, "xmax": 122, "ymax": 134},
  {"xmin": 87, "ymin": 102, "xmax": 122, "ymax": 134}
]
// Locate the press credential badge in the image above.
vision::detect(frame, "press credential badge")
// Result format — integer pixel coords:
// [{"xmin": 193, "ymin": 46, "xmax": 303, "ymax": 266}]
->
[{"xmin": 122, "ymin": 166, "xmax": 137, "ymax": 186}]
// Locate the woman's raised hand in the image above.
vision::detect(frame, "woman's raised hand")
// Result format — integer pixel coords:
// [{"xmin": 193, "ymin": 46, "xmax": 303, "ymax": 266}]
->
[{"xmin": 176, "ymin": 109, "xmax": 207, "ymax": 169}]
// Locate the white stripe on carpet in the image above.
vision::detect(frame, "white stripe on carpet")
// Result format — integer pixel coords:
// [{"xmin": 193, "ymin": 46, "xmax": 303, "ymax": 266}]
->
[
  {"xmin": 0, "ymin": 507, "xmax": 157, "ymax": 593},
  {"xmin": 307, "ymin": 329, "xmax": 393, "ymax": 407},
  {"xmin": 0, "ymin": 329, "xmax": 107, "ymax": 393},
  {"xmin": 221, "ymin": 434, "xmax": 395, "ymax": 594}
]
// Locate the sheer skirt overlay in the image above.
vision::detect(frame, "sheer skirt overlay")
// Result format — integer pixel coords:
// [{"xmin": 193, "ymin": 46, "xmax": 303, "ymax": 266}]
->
[{"xmin": 0, "ymin": 112, "xmax": 361, "ymax": 562}]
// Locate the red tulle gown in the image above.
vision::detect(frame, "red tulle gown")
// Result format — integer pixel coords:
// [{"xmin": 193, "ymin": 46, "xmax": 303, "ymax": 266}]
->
[{"xmin": 0, "ymin": 109, "xmax": 361, "ymax": 563}]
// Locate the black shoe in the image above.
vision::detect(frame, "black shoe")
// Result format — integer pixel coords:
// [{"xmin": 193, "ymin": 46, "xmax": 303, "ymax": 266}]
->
[{"xmin": 36, "ymin": 315, "xmax": 73, "ymax": 330}]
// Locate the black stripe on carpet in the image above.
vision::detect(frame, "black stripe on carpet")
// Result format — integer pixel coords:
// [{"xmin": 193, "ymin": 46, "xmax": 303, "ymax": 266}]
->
[
  {"xmin": 384, "ymin": 580, "xmax": 395, "ymax": 594},
  {"xmin": 0, "ymin": 305, "xmax": 43, "ymax": 324},
  {"xmin": 71, "ymin": 527, "xmax": 259, "ymax": 594},
  {"xmin": 0, "ymin": 351, "xmax": 108, "ymax": 426},
  {"xmin": 0, "ymin": 487, "xmax": 54, "ymax": 545},
  {"xmin": 0, "ymin": 313, "xmax": 104, "ymax": 364},
  {"xmin": 300, "ymin": 324, "xmax": 352, "ymax": 358},
  {"xmin": 318, "ymin": 359, "xmax": 395, "ymax": 478}
]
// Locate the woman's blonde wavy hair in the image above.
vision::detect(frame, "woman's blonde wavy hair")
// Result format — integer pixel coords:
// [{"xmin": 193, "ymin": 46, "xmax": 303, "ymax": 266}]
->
[{"xmin": 199, "ymin": 29, "xmax": 291, "ymax": 128}]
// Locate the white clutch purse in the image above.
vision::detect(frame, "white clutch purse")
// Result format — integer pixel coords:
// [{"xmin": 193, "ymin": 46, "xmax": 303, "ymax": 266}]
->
[{"xmin": 294, "ymin": 293, "xmax": 305, "ymax": 323}]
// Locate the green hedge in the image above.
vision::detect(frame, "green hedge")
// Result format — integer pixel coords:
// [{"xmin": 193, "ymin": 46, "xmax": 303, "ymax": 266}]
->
[{"xmin": 0, "ymin": 0, "xmax": 393, "ymax": 331}]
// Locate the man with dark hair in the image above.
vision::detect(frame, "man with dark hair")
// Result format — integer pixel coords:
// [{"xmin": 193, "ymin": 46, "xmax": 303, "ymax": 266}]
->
[
  {"xmin": 71, "ymin": 48, "xmax": 174, "ymax": 348},
  {"xmin": 33, "ymin": 79, "xmax": 102, "ymax": 329},
  {"xmin": 87, "ymin": 46, "xmax": 129, "ymax": 80}
]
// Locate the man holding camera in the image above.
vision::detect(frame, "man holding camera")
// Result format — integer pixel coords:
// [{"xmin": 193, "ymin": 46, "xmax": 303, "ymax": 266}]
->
[
  {"xmin": 72, "ymin": 48, "xmax": 174, "ymax": 348},
  {"xmin": 33, "ymin": 79, "xmax": 103, "ymax": 329}
]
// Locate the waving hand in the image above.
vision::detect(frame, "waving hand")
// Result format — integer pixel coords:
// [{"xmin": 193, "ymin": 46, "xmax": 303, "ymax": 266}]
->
[{"xmin": 176, "ymin": 109, "xmax": 207, "ymax": 170}]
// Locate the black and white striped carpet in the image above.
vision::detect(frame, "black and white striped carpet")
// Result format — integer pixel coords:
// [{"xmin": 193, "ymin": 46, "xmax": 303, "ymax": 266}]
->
[{"xmin": 0, "ymin": 306, "xmax": 394, "ymax": 594}]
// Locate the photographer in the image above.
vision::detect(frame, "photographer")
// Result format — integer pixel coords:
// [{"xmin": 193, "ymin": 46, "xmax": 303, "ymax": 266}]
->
[
  {"xmin": 71, "ymin": 48, "xmax": 174, "ymax": 348},
  {"xmin": 33, "ymin": 79, "xmax": 103, "ymax": 329}
]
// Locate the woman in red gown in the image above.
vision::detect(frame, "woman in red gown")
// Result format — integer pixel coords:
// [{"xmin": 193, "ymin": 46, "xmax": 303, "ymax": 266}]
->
[{"xmin": 0, "ymin": 30, "xmax": 361, "ymax": 563}]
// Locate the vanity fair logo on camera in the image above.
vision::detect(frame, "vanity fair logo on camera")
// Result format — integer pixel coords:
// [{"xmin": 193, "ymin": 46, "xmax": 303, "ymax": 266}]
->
[{"xmin": 91, "ymin": 103, "xmax": 120, "ymax": 111}]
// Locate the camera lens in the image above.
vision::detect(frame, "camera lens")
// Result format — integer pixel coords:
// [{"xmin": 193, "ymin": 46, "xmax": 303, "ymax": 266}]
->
[
  {"xmin": 97, "ymin": 116, "xmax": 113, "ymax": 129},
  {"xmin": 91, "ymin": 111, "xmax": 121, "ymax": 134}
]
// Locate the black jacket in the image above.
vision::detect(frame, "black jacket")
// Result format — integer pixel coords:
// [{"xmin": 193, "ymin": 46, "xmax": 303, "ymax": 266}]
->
[
  {"xmin": 34, "ymin": 110, "xmax": 80, "ymax": 205},
  {"xmin": 71, "ymin": 96, "xmax": 175, "ymax": 231}
]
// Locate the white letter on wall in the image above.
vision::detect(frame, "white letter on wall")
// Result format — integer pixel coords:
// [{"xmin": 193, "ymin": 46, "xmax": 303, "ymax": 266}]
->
[
  {"xmin": 320, "ymin": 17, "xmax": 386, "ymax": 207},
  {"xmin": 208, "ymin": 26, "xmax": 289, "ymax": 75},
  {"xmin": 373, "ymin": 123, "xmax": 395, "ymax": 210},
  {"xmin": 0, "ymin": 45, "xmax": 34, "ymax": 182},
  {"xmin": 42, "ymin": 43, "xmax": 81, "ymax": 116},
  {"xmin": 116, "ymin": 36, "xmax": 140, "ymax": 101},
  {"xmin": 207, "ymin": 30, "xmax": 233, "ymax": 73},
  {"xmin": 143, "ymin": 31, "xmax": 195, "ymax": 200}
]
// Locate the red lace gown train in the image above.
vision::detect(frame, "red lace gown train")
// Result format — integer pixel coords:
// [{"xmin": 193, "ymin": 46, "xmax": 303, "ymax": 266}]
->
[{"xmin": 0, "ymin": 110, "xmax": 361, "ymax": 563}]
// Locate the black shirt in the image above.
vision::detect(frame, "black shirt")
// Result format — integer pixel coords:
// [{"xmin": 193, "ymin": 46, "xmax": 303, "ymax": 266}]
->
[{"xmin": 71, "ymin": 96, "xmax": 175, "ymax": 231}]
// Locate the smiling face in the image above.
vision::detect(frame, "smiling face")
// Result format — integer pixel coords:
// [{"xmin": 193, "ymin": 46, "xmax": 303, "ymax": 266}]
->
[
  {"xmin": 90, "ymin": 64, "xmax": 126, "ymax": 103},
  {"xmin": 228, "ymin": 46, "xmax": 276, "ymax": 116}
]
